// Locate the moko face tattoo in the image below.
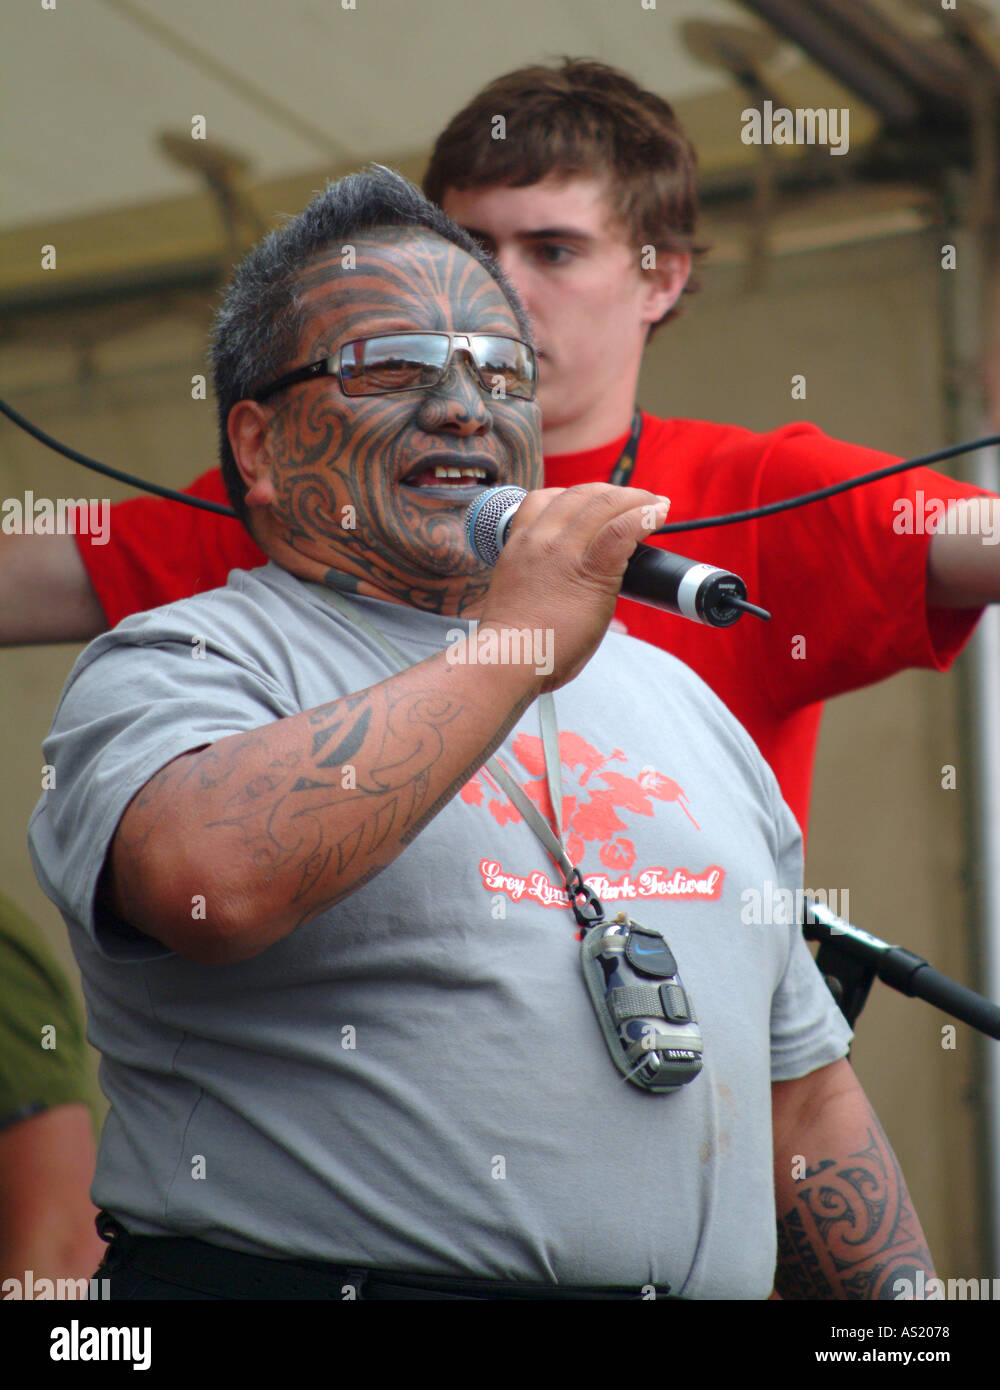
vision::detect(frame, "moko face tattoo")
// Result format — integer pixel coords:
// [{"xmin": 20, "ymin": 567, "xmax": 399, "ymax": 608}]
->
[{"xmin": 258, "ymin": 230, "xmax": 541, "ymax": 614}]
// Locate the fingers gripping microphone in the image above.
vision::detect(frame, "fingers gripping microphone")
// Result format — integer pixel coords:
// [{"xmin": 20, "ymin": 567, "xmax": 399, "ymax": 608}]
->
[{"xmin": 465, "ymin": 486, "xmax": 771, "ymax": 628}]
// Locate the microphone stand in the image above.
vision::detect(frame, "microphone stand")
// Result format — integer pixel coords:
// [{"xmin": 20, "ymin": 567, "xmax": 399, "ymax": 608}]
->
[{"xmin": 803, "ymin": 901, "xmax": 1000, "ymax": 1039}]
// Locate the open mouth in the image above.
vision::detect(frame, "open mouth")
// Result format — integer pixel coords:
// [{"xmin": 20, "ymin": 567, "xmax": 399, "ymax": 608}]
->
[{"xmin": 400, "ymin": 459, "xmax": 499, "ymax": 500}]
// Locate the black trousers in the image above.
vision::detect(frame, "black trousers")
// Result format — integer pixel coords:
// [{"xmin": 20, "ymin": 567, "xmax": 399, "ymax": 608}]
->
[{"xmin": 95, "ymin": 1212, "xmax": 674, "ymax": 1301}]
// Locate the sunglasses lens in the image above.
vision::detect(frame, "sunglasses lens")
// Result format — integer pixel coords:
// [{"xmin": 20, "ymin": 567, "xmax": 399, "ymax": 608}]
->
[
  {"xmin": 341, "ymin": 335, "xmax": 449, "ymax": 395},
  {"xmin": 339, "ymin": 334, "xmax": 536, "ymax": 399},
  {"xmin": 472, "ymin": 337, "xmax": 536, "ymax": 400}
]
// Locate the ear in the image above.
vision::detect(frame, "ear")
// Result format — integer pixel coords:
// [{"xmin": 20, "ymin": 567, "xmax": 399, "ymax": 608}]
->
[
  {"xmin": 227, "ymin": 400, "xmax": 277, "ymax": 511},
  {"xmin": 640, "ymin": 251, "xmax": 692, "ymax": 326}
]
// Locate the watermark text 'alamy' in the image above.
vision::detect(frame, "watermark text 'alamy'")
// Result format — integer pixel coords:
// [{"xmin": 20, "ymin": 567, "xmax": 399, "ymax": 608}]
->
[{"xmin": 1, "ymin": 492, "xmax": 110, "ymax": 545}]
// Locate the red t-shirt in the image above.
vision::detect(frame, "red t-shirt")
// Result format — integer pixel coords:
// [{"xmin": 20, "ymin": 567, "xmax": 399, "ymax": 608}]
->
[{"xmin": 76, "ymin": 416, "xmax": 989, "ymax": 833}]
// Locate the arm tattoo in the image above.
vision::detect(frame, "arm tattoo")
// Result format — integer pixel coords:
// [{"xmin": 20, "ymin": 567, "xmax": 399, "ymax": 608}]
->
[
  {"xmin": 205, "ymin": 687, "xmax": 457, "ymax": 909},
  {"xmin": 398, "ymin": 689, "xmax": 535, "ymax": 848},
  {"xmin": 117, "ymin": 672, "xmax": 533, "ymax": 931},
  {"xmin": 775, "ymin": 1119, "xmax": 935, "ymax": 1300}
]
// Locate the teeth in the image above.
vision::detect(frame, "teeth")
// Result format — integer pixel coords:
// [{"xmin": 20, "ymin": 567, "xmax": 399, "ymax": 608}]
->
[{"xmin": 431, "ymin": 466, "xmax": 487, "ymax": 480}]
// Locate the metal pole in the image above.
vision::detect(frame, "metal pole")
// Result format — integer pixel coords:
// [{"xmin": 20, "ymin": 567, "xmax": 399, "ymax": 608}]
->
[{"xmin": 942, "ymin": 168, "xmax": 1000, "ymax": 1269}]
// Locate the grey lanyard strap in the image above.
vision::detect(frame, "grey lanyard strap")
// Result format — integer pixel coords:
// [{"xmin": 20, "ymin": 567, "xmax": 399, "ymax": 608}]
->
[{"xmin": 314, "ymin": 582, "xmax": 605, "ymax": 928}]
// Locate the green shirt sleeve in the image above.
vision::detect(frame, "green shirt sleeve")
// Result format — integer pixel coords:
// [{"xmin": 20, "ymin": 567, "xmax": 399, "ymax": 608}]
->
[{"xmin": 0, "ymin": 893, "xmax": 99, "ymax": 1135}]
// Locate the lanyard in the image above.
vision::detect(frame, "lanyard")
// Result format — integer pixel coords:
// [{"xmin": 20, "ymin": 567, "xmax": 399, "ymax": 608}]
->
[
  {"xmin": 312, "ymin": 578, "xmax": 705, "ymax": 1098},
  {"xmin": 313, "ymin": 583, "xmax": 605, "ymax": 929},
  {"xmin": 607, "ymin": 408, "xmax": 643, "ymax": 487}
]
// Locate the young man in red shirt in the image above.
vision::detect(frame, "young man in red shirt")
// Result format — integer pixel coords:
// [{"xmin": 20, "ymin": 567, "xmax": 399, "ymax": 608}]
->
[{"xmin": 4, "ymin": 59, "xmax": 997, "ymax": 835}]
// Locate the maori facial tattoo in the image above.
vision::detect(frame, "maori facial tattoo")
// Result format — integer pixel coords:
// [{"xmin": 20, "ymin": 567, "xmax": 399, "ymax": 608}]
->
[{"xmin": 260, "ymin": 230, "xmax": 541, "ymax": 615}]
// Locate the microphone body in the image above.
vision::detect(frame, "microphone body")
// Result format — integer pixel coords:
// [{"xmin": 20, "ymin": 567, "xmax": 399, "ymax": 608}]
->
[{"xmin": 465, "ymin": 486, "xmax": 767, "ymax": 628}]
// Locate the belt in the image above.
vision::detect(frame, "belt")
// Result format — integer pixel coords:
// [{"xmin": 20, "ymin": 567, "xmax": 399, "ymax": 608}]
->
[{"xmin": 96, "ymin": 1213, "xmax": 675, "ymax": 1301}]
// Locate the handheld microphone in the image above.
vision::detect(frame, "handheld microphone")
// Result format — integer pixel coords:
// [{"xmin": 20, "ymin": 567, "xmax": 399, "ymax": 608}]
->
[{"xmin": 465, "ymin": 486, "xmax": 770, "ymax": 628}]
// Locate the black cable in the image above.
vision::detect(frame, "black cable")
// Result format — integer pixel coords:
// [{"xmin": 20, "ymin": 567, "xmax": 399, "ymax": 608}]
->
[
  {"xmin": 2, "ymin": 393, "xmax": 999, "ymax": 531},
  {"xmin": 0, "ymin": 396, "xmax": 238, "ymax": 519},
  {"xmin": 651, "ymin": 434, "xmax": 1000, "ymax": 537}
]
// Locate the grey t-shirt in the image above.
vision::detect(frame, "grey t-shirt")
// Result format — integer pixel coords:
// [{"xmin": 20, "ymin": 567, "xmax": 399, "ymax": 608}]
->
[{"xmin": 29, "ymin": 562, "xmax": 851, "ymax": 1297}]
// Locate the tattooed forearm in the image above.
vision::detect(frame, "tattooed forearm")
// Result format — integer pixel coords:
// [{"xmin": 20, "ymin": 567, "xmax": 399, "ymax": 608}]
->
[
  {"xmin": 294, "ymin": 687, "xmax": 537, "ymax": 926},
  {"xmin": 773, "ymin": 1096, "xmax": 936, "ymax": 1300},
  {"xmin": 106, "ymin": 651, "xmax": 541, "ymax": 961},
  {"xmin": 201, "ymin": 687, "xmax": 453, "ymax": 899},
  {"xmin": 398, "ymin": 688, "xmax": 536, "ymax": 849}
]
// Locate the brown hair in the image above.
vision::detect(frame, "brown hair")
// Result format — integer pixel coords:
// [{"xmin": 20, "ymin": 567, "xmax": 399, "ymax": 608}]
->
[{"xmin": 423, "ymin": 58, "xmax": 707, "ymax": 328}]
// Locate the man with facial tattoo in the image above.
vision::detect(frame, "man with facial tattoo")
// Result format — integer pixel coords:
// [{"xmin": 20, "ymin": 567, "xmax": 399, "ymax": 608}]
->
[{"xmin": 28, "ymin": 168, "xmax": 934, "ymax": 1300}]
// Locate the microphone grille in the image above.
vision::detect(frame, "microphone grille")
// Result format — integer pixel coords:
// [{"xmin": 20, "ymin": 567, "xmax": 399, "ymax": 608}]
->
[{"xmin": 465, "ymin": 485, "xmax": 527, "ymax": 566}]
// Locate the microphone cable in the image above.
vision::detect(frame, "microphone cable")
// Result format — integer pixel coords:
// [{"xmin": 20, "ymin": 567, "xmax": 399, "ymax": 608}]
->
[
  {"xmin": 0, "ymin": 396, "xmax": 237, "ymax": 518},
  {"xmin": 651, "ymin": 434, "xmax": 1000, "ymax": 538},
  {"xmin": 2, "ymin": 393, "xmax": 998, "ymax": 533}
]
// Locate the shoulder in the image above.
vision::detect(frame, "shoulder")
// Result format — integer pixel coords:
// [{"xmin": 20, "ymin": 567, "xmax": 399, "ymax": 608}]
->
[
  {"xmin": 48, "ymin": 566, "xmax": 311, "ymax": 723},
  {"xmin": 641, "ymin": 413, "xmax": 835, "ymax": 461},
  {"xmin": 79, "ymin": 564, "xmax": 300, "ymax": 660},
  {"xmin": 638, "ymin": 415, "xmax": 852, "ymax": 486},
  {"xmin": 639, "ymin": 415, "xmax": 908, "ymax": 519}
]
